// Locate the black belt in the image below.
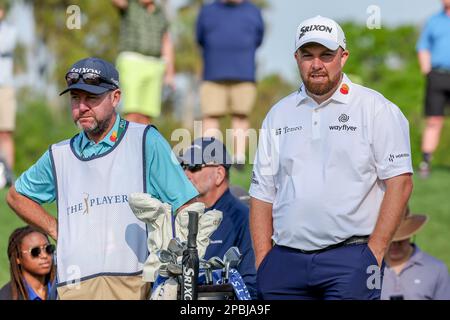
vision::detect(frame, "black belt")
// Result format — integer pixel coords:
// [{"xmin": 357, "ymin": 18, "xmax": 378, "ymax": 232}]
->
[{"xmin": 295, "ymin": 235, "xmax": 370, "ymax": 254}]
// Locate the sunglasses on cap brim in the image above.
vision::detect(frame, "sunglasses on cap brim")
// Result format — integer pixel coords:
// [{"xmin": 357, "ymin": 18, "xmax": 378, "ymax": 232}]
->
[
  {"xmin": 181, "ymin": 163, "xmax": 222, "ymax": 173},
  {"xmin": 65, "ymin": 72, "xmax": 118, "ymax": 88}
]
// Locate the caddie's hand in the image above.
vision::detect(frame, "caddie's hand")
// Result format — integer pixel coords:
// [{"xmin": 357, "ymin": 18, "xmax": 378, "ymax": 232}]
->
[
  {"xmin": 48, "ymin": 221, "xmax": 58, "ymax": 241},
  {"xmin": 50, "ymin": 230, "xmax": 58, "ymax": 241}
]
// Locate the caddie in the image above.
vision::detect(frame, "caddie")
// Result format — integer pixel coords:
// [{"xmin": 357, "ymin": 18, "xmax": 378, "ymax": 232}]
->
[{"xmin": 6, "ymin": 57, "xmax": 198, "ymax": 300}]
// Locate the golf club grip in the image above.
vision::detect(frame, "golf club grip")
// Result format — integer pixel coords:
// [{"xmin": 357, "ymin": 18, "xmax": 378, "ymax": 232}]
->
[
  {"xmin": 187, "ymin": 211, "xmax": 198, "ymax": 248},
  {"xmin": 181, "ymin": 211, "xmax": 199, "ymax": 300}
]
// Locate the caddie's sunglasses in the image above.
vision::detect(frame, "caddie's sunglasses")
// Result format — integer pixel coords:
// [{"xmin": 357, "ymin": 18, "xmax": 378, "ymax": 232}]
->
[
  {"xmin": 181, "ymin": 163, "xmax": 221, "ymax": 173},
  {"xmin": 65, "ymin": 72, "xmax": 118, "ymax": 88},
  {"xmin": 22, "ymin": 244, "xmax": 56, "ymax": 258}
]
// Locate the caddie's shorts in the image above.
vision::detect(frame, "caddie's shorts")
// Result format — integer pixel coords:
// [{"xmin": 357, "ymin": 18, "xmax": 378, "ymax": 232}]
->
[
  {"xmin": 200, "ymin": 81, "xmax": 256, "ymax": 117},
  {"xmin": 256, "ymin": 243, "xmax": 385, "ymax": 300},
  {"xmin": 0, "ymin": 86, "xmax": 17, "ymax": 131},
  {"xmin": 116, "ymin": 51, "xmax": 166, "ymax": 118},
  {"xmin": 424, "ymin": 69, "xmax": 450, "ymax": 116}
]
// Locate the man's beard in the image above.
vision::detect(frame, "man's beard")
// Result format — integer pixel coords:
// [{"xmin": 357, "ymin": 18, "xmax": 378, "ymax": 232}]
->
[
  {"xmin": 76, "ymin": 115, "xmax": 112, "ymax": 136},
  {"xmin": 302, "ymin": 71, "xmax": 341, "ymax": 96}
]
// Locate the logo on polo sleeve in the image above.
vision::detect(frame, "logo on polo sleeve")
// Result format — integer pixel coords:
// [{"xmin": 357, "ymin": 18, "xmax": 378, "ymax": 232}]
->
[
  {"xmin": 388, "ymin": 153, "xmax": 410, "ymax": 163},
  {"xmin": 251, "ymin": 171, "xmax": 259, "ymax": 185}
]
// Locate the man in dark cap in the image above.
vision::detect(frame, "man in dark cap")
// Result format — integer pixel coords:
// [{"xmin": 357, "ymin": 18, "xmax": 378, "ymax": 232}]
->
[
  {"xmin": 6, "ymin": 57, "xmax": 198, "ymax": 300},
  {"xmin": 179, "ymin": 137, "xmax": 256, "ymax": 298}
]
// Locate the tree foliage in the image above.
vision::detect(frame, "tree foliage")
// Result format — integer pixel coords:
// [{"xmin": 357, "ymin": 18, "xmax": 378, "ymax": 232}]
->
[
  {"xmin": 34, "ymin": 0, "xmax": 120, "ymax": 89},
  {"xmin": 15, "ymin": 2, "xmax": 449, "ymax": 170}
]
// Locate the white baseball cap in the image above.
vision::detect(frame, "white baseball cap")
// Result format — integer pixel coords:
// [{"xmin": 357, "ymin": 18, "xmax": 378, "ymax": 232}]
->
[{"xmin": 294, "ymin": 15, "xmax": 346, "ymax": 52}]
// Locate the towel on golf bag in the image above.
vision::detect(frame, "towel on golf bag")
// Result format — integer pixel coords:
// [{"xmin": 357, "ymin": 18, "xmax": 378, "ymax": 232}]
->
[
  {"xmin": 175, "ymin": 203, "xmax": 223, "ymax": 259},
  {"xmin": 128, "ymin": 193, "xmax": 172, "ymax": 282},
  {"xmin": 129, "ymin": 193, "xmax": 223, "ymax": 282}
]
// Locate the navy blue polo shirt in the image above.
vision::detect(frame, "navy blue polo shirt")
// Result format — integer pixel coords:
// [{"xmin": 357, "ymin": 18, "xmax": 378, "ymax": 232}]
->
[{"xmin": 203, "ymin": 188, "xmax": 257, "ymax": 298}]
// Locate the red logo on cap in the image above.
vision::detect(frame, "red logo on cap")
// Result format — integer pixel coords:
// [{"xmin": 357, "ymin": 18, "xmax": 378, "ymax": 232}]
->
[{"xmin": 340, "ymin": 83, "xmax": 349, "ymax": 95}]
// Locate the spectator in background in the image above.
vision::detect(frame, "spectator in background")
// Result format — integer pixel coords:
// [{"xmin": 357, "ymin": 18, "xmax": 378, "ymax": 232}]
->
[
  {"xmin": 179, "ymin": 137, "xmax": 257, "ymax": 298},
  {"xmin": 381, "ymin": 206, "xmax": 450, "ymax": 300},
  {"xmin": 196, "ymin": 0, "xmax": 264, "ymax": 169},
  {"xmin": 0, "ymin": 0, "xmax": 17, "ymax": 188},
  {"xmin": 416, "ymin": 0, "xmax": 450, "ymax": 178},
  {"xmin": 112, "ymin": 0, "xmax": 175, "ymax": 125},
  {"xmin": 0, "ymin": 226, "xmax": 56, "ymax": 300}
]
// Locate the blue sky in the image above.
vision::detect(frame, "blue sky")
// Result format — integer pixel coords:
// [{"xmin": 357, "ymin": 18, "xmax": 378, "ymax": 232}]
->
[{"xmin": 173, "ymin": 0, "xmax": 444, "ymax": 82}]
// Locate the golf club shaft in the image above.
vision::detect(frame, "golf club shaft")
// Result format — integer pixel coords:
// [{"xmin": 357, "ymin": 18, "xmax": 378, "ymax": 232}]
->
[{"xmin": 181, "ymin": 211, "xmax": 199, "ymax": 300}]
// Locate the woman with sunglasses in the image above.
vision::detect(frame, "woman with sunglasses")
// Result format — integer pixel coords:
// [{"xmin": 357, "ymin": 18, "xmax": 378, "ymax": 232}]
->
[{"xmin": 0, "ymin": 226, "xmax": 56, "ymax": 300}]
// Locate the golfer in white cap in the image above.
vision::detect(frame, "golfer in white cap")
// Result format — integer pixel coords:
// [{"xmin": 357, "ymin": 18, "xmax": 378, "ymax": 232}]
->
[{"xmin": 249, "ymin": 16, "xmax": 413, "ymax": 300}]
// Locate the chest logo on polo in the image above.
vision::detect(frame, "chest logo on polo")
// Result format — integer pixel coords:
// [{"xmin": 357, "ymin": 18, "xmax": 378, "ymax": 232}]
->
[
  {"xmin": 275, "ymin": 125, "xmax": 303, "ymax": 136},
  {"xmin": 340, "ymin": 83, "xmax": 349, "ymax": 95},
  {"xmin": 338, "ymin": 114, "xmax": 349, "ymax": 123},
  {"xmin": 329, "ymin": 114, "xmax": 357, "ymax": 132},
  {"xmin": 66, "ymin": 193, "xmax": 129, "ymax": 215},
  {"xmin": 110, "ymin": 131, "xmax": 117, "ymax": 143}
]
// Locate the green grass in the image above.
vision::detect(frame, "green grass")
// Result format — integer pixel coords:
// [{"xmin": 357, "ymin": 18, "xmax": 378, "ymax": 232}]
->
[
  {"xmin": 407, "ymin": 166, "xmax": 450, "ymax": 267},
  {"xmin": 1, "ymin": 166, "xmax": 449, "ymax": 286}
]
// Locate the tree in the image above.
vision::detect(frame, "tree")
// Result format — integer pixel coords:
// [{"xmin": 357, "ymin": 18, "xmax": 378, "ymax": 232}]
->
[{"xmin": 34, "ymin": 1, "xmax": 120, "ymax": 91}]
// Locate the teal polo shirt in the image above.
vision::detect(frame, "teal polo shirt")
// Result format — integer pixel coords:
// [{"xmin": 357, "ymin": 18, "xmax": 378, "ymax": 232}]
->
[{"xmin": 15, "ymin": 114, "xmax": 198, "ymax": 211}]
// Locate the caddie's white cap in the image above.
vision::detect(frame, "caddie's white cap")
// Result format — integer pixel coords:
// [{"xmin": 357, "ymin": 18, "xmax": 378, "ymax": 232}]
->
[{"xmin": 294, "ymin": 15, "xmax": 346, "ymax": 52}]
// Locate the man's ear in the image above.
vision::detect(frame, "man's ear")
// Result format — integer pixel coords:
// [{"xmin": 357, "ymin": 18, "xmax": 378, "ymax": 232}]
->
[
  {"xmin": 111, "ymin": 89, "xmax": 121, "ymax": 108},
  {"xmin": 215, "ymin": 166, "xmax": 226, "ymax": 186},
  {"xmin": 340, "ymin": 49, "xmax": 349, "ymax": 68}
]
